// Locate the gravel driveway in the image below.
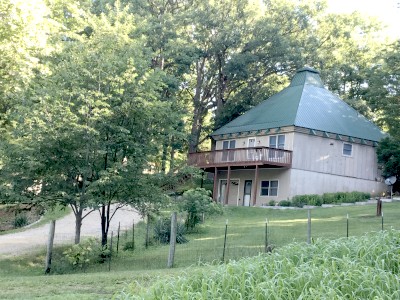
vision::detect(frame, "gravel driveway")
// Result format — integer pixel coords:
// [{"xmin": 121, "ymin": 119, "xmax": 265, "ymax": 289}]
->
[{"xmin": 0, "ymin": 205, "xmax": 142, "ymax": 257}]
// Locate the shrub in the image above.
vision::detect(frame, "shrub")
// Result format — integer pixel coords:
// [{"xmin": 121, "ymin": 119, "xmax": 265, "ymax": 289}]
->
[
  {"xmin": 179, "ymin": 188, "xmax": 223, "ymax": 230},
  {"xmin": 322, "ymin": 193, "xmax": 336, "ymax": 204},
  {"xmin": 278, "ymin": 200, "xmax": 291, "ymax": 207},
  {"xmin": 13, "ymin": 214, "xmax": 28, "ymax": 228},
  {"xmin": 63, "ymin": 238, "xmax": 108, "ymax": 270},
  {"xmin": 153, "ymin": 217, "xmax": 188, "ymax": 244},
  {"xmin": 123, "ymin": 241, "xmax": 135, "ymax": 251},
  {"xmin": 268, "ymin": 200, "xmax": 276, "ymax": 206}
]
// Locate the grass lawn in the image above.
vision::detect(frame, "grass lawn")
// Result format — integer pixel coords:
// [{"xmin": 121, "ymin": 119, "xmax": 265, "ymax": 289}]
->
[{"xmin": 0, "ymin": 201, "xmax": 398, "ymax": 299}]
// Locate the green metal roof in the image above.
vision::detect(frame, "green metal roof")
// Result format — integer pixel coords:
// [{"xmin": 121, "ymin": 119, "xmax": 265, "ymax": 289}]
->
[{"xmin": 211, "ymin": 67, "xmax": 385, "ymax": 142}]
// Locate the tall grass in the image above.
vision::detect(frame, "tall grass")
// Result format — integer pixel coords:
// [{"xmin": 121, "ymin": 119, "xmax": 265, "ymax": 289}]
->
[{"xmin": 118, "ymin": 230, "xmax": 400, "ymax": 299}]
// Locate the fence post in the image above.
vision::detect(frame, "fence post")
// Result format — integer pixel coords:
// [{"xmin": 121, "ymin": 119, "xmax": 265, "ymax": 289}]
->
[
  {"xmin": 132, "ymin": 221, "xmax": 135, "ymax": 250},
  {"xmin": 376, "ymin": 197, "xmax": 382, "ymax": 216},
  {"xmin": 346, "ymin": 213, "xmax": 349, "ymax": 238},
  {"xmin": 264, "ymin": 218, "xmax": 268, "ymax": 253},
  {"xmin": 222, "ymin": 219, "xmax": 228, "ymax": 262},
  {"xmin": 307, "ymin": 209, "xmax": 311, "ymax": 244},
  {"xmin": 109, "ymin": 231, "xmax": 113, "ymax": 271},
  {"xmin": 117, "ymin": 222, "xmax": 120, "ymax": 254},
  {"xmin": 167, "ymin": 212, "xmax": 177, "ymax": 268},
  {"xmin": 45, "ymin": 220, "xmax": 56, "ymax": 274},
  {"xmin": 145, "ymin": 214, "xmax": 150, "ymax": 249}
]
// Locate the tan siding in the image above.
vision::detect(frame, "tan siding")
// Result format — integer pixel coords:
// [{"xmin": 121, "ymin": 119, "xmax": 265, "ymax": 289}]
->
[
  {"xmin": 292, "ymin": 133, "xmax": 380, "ymax": 181},
  {"xmin": 289, "ymin": 169, "xmax": 386, "ymax": 198}
]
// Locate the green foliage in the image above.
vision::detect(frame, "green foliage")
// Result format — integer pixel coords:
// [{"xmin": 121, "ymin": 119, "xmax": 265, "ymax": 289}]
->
[
  {"xmin": 123, "ymin": 241, "xmax": 135, "ymax": 251},
  {"xmin": 153, "ymin": 217, "xmax": 188, "ymax": 244},
  {"xmin": 290, "ymin": 192, "xmax": 371, "ymax": 207},
  {"xmin": 377, "ymin": 137, "xmax": 400, "ymax": 178},
  {"xmin": 278, "ymin": 200, "xmax": 292, "ymax": 207},
  {"xmin": 291, "ymin": 194, "xmax": 322, "ymax": 207},
  {"xmin": 268, "ymin": 200, "xmax": 276, "ymax": 206},
  {"xmin": 13, "ymin": 214, "xmax": 28, "ymax": 228},
  {"xmin": 63, "ymin": 238, "xmax": 108, "ymax": 270},
  {"xmin": 179, "ymin": 188, "xmax": 223, "ymax": 230},
  {"xmin": 321, "ymin": 192, "xmax": 370, "ymax": 205},
  {"xmin": 365, "ymin": 41, "xmax": 400, "ymax": 136},
  {"xmin": 122, "ymin": 230, "xmax": 400, "ymax": 299}
]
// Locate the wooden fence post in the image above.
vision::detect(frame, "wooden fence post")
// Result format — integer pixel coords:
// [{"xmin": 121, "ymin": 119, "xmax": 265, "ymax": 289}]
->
[
  {"xmin": 167, "ymin": 212, "xmax": 177, "ymax": 268},
  {"xmin": 45, "ymin": 220, "xmax": 56, "ymax": 274}
]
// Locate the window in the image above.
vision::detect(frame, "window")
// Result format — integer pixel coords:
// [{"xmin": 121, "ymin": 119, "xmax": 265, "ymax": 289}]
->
[
  {"xmin": 269, "ymin": 135, "xmax": 285, "ymax": 158},
  {"xmin": 343, "ymin": 143, "xmax": 352, "ymax": 156},
  {"xmin": 222, "ymin": 140, "xmax": 236, "ymax": 161},
  {"xmin": 260, "ymin": 180, "xmax": 278, "ymax": 196}
]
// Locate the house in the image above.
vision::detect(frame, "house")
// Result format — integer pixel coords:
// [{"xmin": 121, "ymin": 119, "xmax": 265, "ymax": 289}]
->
[{"xmin": 188, "ymin": 67, "xmax": 387, "ymax": 206}]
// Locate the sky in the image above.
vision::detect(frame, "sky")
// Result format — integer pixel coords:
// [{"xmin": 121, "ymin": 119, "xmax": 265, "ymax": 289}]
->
[{"xmin": 326, "ymin": 0, "xmax": 400, "ymax": 39}]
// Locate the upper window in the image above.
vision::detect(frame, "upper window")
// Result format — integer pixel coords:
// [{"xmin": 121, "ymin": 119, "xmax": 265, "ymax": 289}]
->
[
  {"xmin": 269, "ymin": 135, "xmax": 285, "ymax": 149},
  {"xmin": 260, "ymin": 180, "xmax": 278, "ymax": 196},
  {"xmin": 343, "ymin": 143, "xmax": 352, "ymax": 156},
  {"xmin": 222, "ymin": 140, "xmax": 236, "ymax": 161},
  {"xmin": 269, "ymin": 135, "xmax": 285, "ymax": 158}
]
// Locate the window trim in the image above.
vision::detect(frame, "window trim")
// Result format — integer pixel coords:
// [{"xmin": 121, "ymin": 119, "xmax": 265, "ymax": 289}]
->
[
  {"xmin": 260, "ymin": 180, "xmax": 279, "ymax": 197},
  {"xmin": 342, "ymin": 142, "xmax": 353, "ymax": 157}
]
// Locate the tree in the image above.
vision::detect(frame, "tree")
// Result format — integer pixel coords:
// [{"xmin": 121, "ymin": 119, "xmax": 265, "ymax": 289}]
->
[
  {"xmin": 377, "ymin": 137, "xmax": 400, "ymax": 182},
  {"xmin": 2, "ymin": 2, "xmax": 174, "ymax": 245},
  {"xmin": 365, "ymin": 41, "xmax": 400, "ymax": 136}
]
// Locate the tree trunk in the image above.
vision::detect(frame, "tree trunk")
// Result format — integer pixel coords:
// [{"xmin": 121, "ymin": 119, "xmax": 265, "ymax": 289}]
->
[
  {"xmin": 169, "ymin": 140, "xmax": 175, "ymax": 174},
  {"xmin": 161, "ymin": 139, "xmax": 168, "ymax": 173},
  {"xmin": 45, "ymin": 220, "xmax": 56, "ymax": 274},
  {"xmin": 145, "ymin": 214, "xmax": 150, "ymax": 249},
  {"xmin": 74, "ymin": 209, "xmax": 83, "ymax": 244},
  {"xmin": 189, "ymin": 105, "xmax": 206, "ymax": 153},
  {"xmin": 101, "ymin": 205, "xmax": 107, "ymax": 246}
]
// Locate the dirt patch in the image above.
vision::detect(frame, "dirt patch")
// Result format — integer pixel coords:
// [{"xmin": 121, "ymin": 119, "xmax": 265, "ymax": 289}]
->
[{"xmin": 0, "ymin": 204, "xmax": 44, "ymax": 231}]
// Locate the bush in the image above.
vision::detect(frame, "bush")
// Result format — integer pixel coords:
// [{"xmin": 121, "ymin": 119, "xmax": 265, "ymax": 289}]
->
[
  {"xmin": 292, "ymin": 195, "xmax": 322, "ymax": 207},
  {"xmin": 179, "ymin": 188, "xmax": 223, "ymax": 230},
  {"xmin": 278, "ymin": 200, "xmax": 291, "ymax": 207},
  {"xmin": 123, "ymin": 241, "xmax": 135, "ymax": 251},
  {"xmin": 63, "ymin": 238, "xmax": 108, "ymax": 270},
  {"xmin": 13, "ymin": 214, "xmax": 28, "ymax": 228},
  {"xmin": 322, "ymin": 193, "xmax": 336, "ymax": 204},
  {"xmin": 153, "ymin": 217, "xmax": 188, "ymax": 244},
  {"xmin": 268, "ymin": 200, "xmax": 276, "ymax": 206}
]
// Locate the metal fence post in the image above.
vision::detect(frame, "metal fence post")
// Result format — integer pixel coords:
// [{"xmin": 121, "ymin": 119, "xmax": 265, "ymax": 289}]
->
[
  {"xmin": 307, "ymin": 209, "xmax": 311, "ymax": 244},
  {"xmin": 222, "ymin": 219, "xmax": 228, "ymax": 262}
]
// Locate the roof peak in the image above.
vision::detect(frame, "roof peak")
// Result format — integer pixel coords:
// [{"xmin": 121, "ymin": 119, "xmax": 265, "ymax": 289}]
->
[{"xmin": 290, "ymin": 66, "xmax": 324, "ymax": 88}]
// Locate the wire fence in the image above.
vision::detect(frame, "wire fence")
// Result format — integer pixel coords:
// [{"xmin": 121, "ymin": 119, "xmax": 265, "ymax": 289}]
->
[{"xmin": 46, "ymin": 200, "xmax": 399, "ymax": 272}]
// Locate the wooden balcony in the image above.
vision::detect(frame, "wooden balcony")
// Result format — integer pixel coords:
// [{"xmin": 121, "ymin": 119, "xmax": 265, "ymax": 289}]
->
[{"xmin": 188, "ymin": 147, "xmax": 292, "ymax": 170}]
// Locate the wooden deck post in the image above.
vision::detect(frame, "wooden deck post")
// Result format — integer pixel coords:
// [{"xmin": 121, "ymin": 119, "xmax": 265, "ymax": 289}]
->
[
  {"xmin": 213, "ymin": 167, "xmax": 218, "ymax": 202},
  {"xmin": 225, "ymin": 166, "xmax": 231, "ymax": 205},
  {"xmin": 252, "ymin": 165, "xmax": 259, "ymax": 206}
]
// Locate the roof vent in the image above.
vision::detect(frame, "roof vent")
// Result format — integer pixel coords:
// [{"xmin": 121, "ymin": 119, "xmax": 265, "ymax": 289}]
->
[{"xmin": 289, "ymin": 66, "xmax": 324, "ymax": 88}]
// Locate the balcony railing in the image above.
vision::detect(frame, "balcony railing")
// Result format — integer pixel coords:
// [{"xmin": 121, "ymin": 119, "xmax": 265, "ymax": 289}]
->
[{"xmin": 188, "ymin": 147, "xmax": 292, "ymax": 168}]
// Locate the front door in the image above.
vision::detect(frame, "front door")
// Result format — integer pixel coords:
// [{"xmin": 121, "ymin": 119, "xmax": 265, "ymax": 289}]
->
[
  {"xmin": 243, "ymin": 180, "xmax": 252, "ymax": 206},
  {"xmin": 247, "ymin": 138, "xmax": 256, "ymax": 160},
  {"xmin": 219, "ymin": 179, "xmax": 239, "ymax": 205}
]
